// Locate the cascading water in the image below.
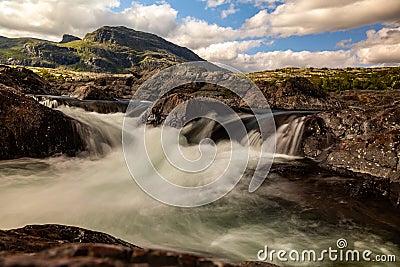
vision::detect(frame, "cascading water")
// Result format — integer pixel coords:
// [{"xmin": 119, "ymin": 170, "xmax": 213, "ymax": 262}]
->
[
  {"xmin": 180, "ymin": 112, "xmax": 307, "ymax": 157},
  {"xmin": 274, "ymin": 115, "xmax": 306, "ymax": 156},
  {"xmin": 0, "ymin": 105, "xmax": 399, "ymax": 267}
]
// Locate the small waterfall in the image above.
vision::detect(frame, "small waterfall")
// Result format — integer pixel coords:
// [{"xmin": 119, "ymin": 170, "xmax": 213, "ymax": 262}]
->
[
  {"xmin": 181, "ymin": 118, "xmax": 217, "ymax": 144},
  {"xmin": 33, "ymin": 96, "xmax": 60, "ymax": 109},
  {"xmin": 180, "ymin": 112, "xmax": 307, "ymax": 157},
  {"xmin": 57, "ymin": 107, "xmax": 125, "ymax": 158},
  {"xmin": 274, "ymin": 116, "xmax": 306, "ymax": 156},
  {"xmin": 32, "ymin": 95, "xmax": 130, "ymax": 114},
  {"xmin": 246, "ymin": 130, "xmax": 263, "ymax": 149}
]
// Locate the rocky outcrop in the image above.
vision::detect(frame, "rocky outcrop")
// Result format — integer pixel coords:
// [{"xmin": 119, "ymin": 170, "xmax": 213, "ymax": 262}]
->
[
  {"xmin": 60, "ymin": 34, "xmax": 82, "ymax": 44},
  {"xmin": 144, "ymin": 77, "xmax": 344, "ymax": 127},
  {"xmin": 0, "ymin": 65, "xmax": 54, "ymax": 94},
  {"xmin": 254, "ymin": 77, "xmax": 345, "ymax": 110},
  {"xmin": 0, "ymin": 225, "xmax": 278, "ymax": 267},
  {"xmin": 302, "ymin": 104, "xmax": 400, "ymax": 205},
  {"xmin": 23, "ymin": 43, "xmax": 81, "ymax": 66},
  {"xmin": 72, "ymin": 85, "xmax": 115, "ymax": 100},
  {"xmin": 85, "ymin": 26, "xmax": 203, "ymax": 62},
  {"xmin": 0, "ymin": 26, "xmax": 203, "ymax": 73},
  {"xmin": 0, "ymin": 85, "xmax": 85, "ymax": 159}
]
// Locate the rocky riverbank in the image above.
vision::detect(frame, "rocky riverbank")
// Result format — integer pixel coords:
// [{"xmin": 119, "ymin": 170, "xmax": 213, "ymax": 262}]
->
[
  {"xmin": 0, "ymin": 225, "xmax": 277, "ymax": 267},
  {"xmin": 1, "ymin": 64, "xmax": 399, "ymax": 205}
]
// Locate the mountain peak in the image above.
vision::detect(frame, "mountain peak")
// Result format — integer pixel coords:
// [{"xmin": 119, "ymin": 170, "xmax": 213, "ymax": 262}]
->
[
  {"xmin": 83, "ymin": 26, "xmax": 202, "ymax": 62},
  {"xmin": 60, "ymin": 34, "xmax": 81, "ymax": 44},
  {"xmin": 0, "ymin": 25, "xmax": 203, "ymax": 73}
]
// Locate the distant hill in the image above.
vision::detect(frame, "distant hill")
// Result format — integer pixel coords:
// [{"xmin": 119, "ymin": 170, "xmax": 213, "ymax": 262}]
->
[{"xmin": 0, "ymin": 26, "xmax": 203, "ymax": 73}]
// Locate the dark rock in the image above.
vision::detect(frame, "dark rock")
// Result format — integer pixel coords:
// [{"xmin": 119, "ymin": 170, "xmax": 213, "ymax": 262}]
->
[
  {"xmin": 23, "ymin": 43, "xmax": 81, "ymax": 66},
  {"xmin": 302, "ymin": 104, "xmax": 400, "ymax": 205},
  {"xmin": 72, "ymin": 85, "xmax": 114, "ymax": 100},
  {"xmin": 60, "ymin": 34, "xmax": 82, "ymax": 44},
  {"xmin": 0, "ymin": 224, "xmax": 137, "ymax": 256},
  {"xmin": 0, "ymin": 65, "xmax": 53, "ymax": 94},
  {"xmin": 253, "ymin": 77, "xmax": 346, "ymax": 110},
  {"xmin": 0, "ymin": 225, "xmax": 278, "ymax": 267},
  {"xmin": 337, "ymin": 89, "xmax": 400, "ymax": 107},
  {"xmin": 0, "ymin": 85, "xmax": 85, "ymax": 159}
]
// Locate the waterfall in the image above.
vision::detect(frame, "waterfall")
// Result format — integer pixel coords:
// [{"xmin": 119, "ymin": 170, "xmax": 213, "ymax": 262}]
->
[
  {"xmin": 179, "ymin": 112, "xmax": 307, "ymax": 156},
  {"xmin": 35, "ymin": 94, "xmax": 307, "ymax": 158},
  {"xmin": 274, "ymin": 116, "xmax": 306, "ymax": 156},
  {"xmin": 58, "ymin": 107, "xmax": 125, "ymax": 158},
  {"xmin": 32, "ymin": 95, "xmax": 130, "ymax": 114}
]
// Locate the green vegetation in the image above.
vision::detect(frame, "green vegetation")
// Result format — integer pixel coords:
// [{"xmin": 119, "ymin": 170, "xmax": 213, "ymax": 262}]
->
[
  {"xmin": 248, "ymin": 67, "xmax": 400, "ymax": 92},
  {"xmin": 0, "ymin": 26, "xmax": 202, "ymax": 74}
]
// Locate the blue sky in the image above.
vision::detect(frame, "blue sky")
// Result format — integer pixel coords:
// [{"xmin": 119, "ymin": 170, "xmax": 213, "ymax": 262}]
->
[{"xmin": 0, "ymin": 0, "xmax": 399, "ymax": 71}]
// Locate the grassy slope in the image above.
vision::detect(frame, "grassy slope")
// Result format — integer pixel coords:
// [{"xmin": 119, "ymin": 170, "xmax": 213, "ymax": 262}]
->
[{"xmin": 248, "ymin": 67, "xmax": 400, "ymax": 92}]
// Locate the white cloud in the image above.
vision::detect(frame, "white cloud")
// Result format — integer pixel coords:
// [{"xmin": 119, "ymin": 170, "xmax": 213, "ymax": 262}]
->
[
  {"xmin": 266, "ymin": 0, "xmax": 400, "ymax": 37},
  {"xmin": 221, "ymin": 3, "xmax": 239, "ymax": 19},
  {"xmin": 196, "ymin": 42, "xmax": 357, "ymax": 72},
  {"xmin": 238, "ymin": 0, "xmax": 282, "ymax": 9},
  {"xmin": 195, "ymin": 39, "xmax": 264, "ymax": 61},
  {"xmin": 235, "ymin": 50, "xmax": 358, "ymax": 72},
  {"xmin": 353, "ymin": 27, "xmax": 400, "ymax": 64},
  {"xmin": 0, "ymin": 0, "xmax": 237, "ymax": 50},
  {"xmin": 335, "ymin": 38, "xmax": 352, "ymax": 48},
  {"xmin": 0, "ymin": 0, "xmax": 179, "ymax": 41},
  {"xmin": 0, "ymin": 0, "xmax": 398, "ymax": 71},
  {"xmin": 204, "ymin": 0, "xmax": 228, "ymax": 8},
  {"xmin": 167, "ymin": 17, "xmax": 237, "ymax": 50}
]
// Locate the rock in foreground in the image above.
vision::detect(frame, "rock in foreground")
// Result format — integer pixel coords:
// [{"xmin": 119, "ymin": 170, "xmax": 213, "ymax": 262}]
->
[
  {"xmin": 302, "ymin": 104, "xmax": 400, "ymax": 205},
  {"xmin": 0, "ymin": 225, "xmax": 278, "ymax": 267},
  {"xmin": 0, "ymin": 65, "xmax": 54, "ymax": 95},
  {"xmin": 0, "ymin": 85, "xmax": 85, "ymax": 159}
]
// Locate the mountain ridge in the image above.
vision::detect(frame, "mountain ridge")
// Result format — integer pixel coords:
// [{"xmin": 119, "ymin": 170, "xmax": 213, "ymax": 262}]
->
[{"xmin": 0, "ymin": 26, "xmax": 203, "ymax": 73}]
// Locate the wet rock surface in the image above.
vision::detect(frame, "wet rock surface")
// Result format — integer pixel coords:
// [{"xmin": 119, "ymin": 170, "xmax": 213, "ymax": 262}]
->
[
  {"xmin": 0, "ymin": 85, "xmax": 85, "ymax": 159},
  {"xmin": 0, "ymin": 225, "xmax": 278, "ymax": 267},
  {"xmin": 302, "ymin": 104, "xmax": 400, "ymax": 205}
]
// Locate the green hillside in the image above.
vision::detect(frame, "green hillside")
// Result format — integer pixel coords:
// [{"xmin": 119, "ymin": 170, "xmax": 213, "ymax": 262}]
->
[{"xmin": 0, "ymin": 26, "xmax": 203, "ymax": 73}]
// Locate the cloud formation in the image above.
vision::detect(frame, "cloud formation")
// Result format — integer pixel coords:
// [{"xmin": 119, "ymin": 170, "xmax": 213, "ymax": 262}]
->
[
  {"xmin": 242, "ymin": 0, "xmax": 400, "ymax": 37},
  {"xmin": 221, "ymin": 3, "xmax": 239, "ymax": 19},
  {"xmin": 195, "ymin": 39, "xmax": 264, "ymax": 61},
  {"xmin": 198, "ymin": 44, "xmax": 358, "ymax": 72},
  {"xmin": 0, "ymin": 0, "xmax": 398, "ymax": 71},
  {"xmin": 354, "ymin": 27, "xmax": 400, "ymax": 64}
]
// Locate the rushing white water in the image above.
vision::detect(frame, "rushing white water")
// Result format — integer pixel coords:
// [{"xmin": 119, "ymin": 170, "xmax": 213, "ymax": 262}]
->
[{"xmin": 0, "ymin": 107, "xmax": 398, "ymax": 266}]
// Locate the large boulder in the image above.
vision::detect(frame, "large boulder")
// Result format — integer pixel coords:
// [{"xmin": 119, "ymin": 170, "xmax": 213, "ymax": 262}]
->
[
  {"xmin": 254, "ymin": 77, "xmax": 345, "ymax": 110},
  {"xmin": 0, "ymin": 65, "xmax": 54, "ymax": 94},
  {"xmin": 302, "ymin": 104, "xmax": 400, "ymax": 205},
  {"xmin": 71, "ymin": 84, "xmax": 114, "ymax": 100},
  {"xmin": 0, "ymin": 224, "xmax": 278, "ymax": 267},
  {"xmin": 0, "ymin": 85, "xmax": 85, "ymax": 159}
]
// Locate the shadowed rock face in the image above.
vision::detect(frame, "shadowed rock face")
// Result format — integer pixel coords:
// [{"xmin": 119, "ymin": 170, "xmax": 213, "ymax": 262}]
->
[
  {"xmin": 302, "ymin": 104, "xmax": 400, "ymax": 205},
  {"xmin": 0, "ymin": 65, "xmax": 53, "ymax": 95},
  {"xmin": 0, "ymin": 225, "xmax": 278, "ymax": 267},
  {"xmin": 60, "ymin": 34, "xmax": 82, "ymax": 44},
  {"xmin": 253, "ymin": 77, "xmax": 345, "ymax": 111},
  {"xmin": 0, "ymin": 85, "xmax": 85, "ymax": 159},
  {"xmin": 72, "ymin": 85, "xmax": 115, "ymax": 101}
]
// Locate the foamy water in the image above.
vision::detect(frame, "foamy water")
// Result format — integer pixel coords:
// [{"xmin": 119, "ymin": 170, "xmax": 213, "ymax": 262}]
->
[{"xmin": 0, "ymin": 107, "xmax": 398, "ymax": 266}]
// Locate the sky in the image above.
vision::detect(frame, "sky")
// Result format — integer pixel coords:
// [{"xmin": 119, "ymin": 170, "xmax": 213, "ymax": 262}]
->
[{"xmin": 0, "ymin": 0, "xmax": 399, "ymax": 72}]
